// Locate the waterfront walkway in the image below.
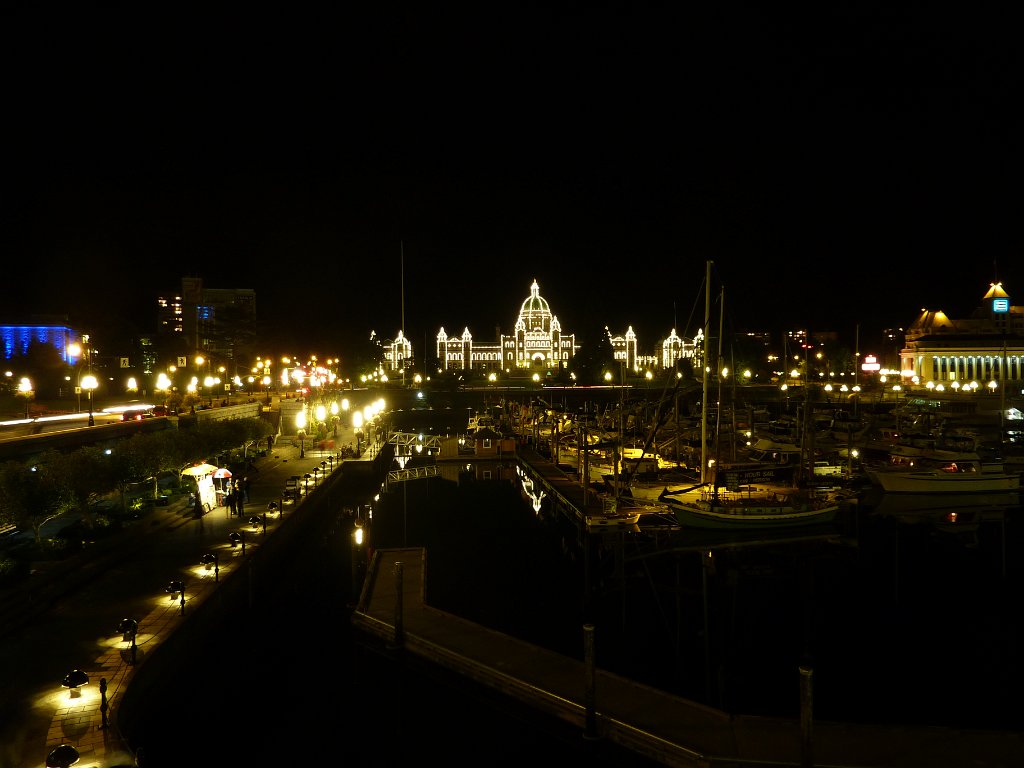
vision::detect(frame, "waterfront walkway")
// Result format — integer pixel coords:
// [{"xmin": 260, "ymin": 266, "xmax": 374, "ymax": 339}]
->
[{"xmin": 0, "ymin": 423, "xmax": 378, "ymax": 768}]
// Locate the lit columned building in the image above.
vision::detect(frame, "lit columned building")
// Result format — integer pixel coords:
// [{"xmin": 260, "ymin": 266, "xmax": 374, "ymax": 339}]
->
[
  {"xmin": 435, "ymin": 279, "xmax": 697, "ymax": 376},
  {"xmin": 900, "ymin": 281, "xmax": 1024, "ymax": 394}
]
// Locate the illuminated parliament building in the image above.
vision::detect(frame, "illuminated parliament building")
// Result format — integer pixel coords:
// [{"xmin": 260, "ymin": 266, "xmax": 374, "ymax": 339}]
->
[{"xmin": 432, "ymin": 279, "xmax": 695, "ymax": 376}]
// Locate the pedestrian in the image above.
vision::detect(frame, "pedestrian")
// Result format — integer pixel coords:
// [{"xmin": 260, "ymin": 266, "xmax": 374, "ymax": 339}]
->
[{"xmin": 227, "ymin": 490, "xmax": 237, "ymax": 516}]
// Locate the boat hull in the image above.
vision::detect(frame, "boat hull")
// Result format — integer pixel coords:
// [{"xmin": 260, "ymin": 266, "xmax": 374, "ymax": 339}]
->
[
  {"xmin": 872, "ymin": 471, "xmax": 1021, "ymax": 494},
  {"xmin": 664, "ymin": 498, "xmax": 841, "ymax": 530}
]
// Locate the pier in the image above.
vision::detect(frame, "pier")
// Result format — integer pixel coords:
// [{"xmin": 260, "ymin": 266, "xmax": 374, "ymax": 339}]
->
[{"xmin": 352, "ymin": 546, "xmax": 1023, "ymax": 768}]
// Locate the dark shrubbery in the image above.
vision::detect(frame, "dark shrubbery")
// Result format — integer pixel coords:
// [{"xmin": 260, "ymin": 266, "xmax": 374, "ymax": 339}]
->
[{"xmin": 0, "ymin": 555, "xmax": 30, "ymax": 587}]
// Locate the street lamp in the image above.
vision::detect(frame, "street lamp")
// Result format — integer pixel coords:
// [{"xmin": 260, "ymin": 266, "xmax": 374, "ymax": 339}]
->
[
  {"xmin": 81, "ymin": 373, "xmax": 98, "ymax": 426},
  {"xmin": 165, "ymin": 580, "xmax": 185, "ymax": 615},
  {"xmin": 204, "ymin": 375, "xmax": 217, "ymax": 407},
  {"xmin": 46, "ymin": 743, "xmax": 80, "ymax": 768},
  {"xmin": 61, "ymin": 669, "xmax": 89, "ymax": 698},
  {"xmin": 16, "ymin": 376, "xmax": 33, "ymax": 419},
  {"xmin": 353, "ymin": 410, "xmax": 364, "ymax": 457},
  {"xmin": 118, "ymin": 618, "xmax": 139, "ymax": 663},
  {"xmin": 296, "ymin": 409, "xmax": 307, "ymax": 459},
  {"xmin": 200, "ymin": 553, "xmax": 219, "ymax": 581}
]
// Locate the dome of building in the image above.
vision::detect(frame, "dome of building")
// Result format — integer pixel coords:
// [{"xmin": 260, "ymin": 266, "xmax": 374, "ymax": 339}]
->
[{"xmin": 518, "ymin": 280, "xmax": 552, "ymax": 332}]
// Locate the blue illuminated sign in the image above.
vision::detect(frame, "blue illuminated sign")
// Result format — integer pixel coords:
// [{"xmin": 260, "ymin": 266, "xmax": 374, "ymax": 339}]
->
[{"xmin": 993, "ymin": 298, "xmax": 1009, "ymax": 313}]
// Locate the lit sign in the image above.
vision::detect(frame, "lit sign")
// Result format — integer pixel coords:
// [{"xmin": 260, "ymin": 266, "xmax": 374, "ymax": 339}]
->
[
  {"xmin": 993, "ymin": 298, "xmax": 1009, "ymax": 313},
  {"xmin": 861, "ymin": 355, "xmax": 881, "ymax": 372}
]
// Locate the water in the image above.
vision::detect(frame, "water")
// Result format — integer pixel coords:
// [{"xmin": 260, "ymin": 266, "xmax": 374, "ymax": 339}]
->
[{"xmin": 128, "ymin": 471, "xmax": 1024, "ymax": 765}]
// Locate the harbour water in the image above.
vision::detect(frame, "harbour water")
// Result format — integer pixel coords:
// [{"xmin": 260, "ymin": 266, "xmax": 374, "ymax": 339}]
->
[{"xmin": 130, "ymin": 461, "xmax": 1024, "ymax": 765}]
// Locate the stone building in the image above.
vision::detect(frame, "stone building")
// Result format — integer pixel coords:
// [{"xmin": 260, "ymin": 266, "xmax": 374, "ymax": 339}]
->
[{"xmin": 900, "ymin": 281, "xmax": 1024, "ymax": 394}]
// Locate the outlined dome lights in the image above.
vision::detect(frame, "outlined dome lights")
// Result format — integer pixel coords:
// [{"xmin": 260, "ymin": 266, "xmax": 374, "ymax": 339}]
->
[{"xmin": 519, "ymin": 279, "xmax": 552, "ymax": 331}]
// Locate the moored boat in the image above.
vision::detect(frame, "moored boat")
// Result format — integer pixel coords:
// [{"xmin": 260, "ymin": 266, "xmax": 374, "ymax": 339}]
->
[
  {"xmin": 867, "ymin": 459, "xmax": 1021, "ymax": 494},
  {"xmin": 658, "ymin": 485, "xmax": 842, "ymax": 530},
  {"xmin": 659, "ymin": 261, "xmax": 847, "ymax": 531}
]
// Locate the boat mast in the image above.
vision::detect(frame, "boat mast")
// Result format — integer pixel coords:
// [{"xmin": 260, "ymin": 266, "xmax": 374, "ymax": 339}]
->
[
  {"xmin": 713, "ymin": 284, "xmax": 725, "ymax": 478},
  {"xmin": 400, "ymin": 240, "xmax": 406, "ymax": 388},
  {"xmin": 700, "ymin": 260, "xmax": 712, "ymax": 486}
]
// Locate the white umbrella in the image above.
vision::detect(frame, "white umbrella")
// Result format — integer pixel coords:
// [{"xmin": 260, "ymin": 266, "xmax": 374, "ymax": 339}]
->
[
  {"xmin": 181, "ymin": 463, "xmax": 217, "ymax": 477},
  {"xmin": 213, "ymin": 466, "xmax": 233, "ymax": 492}
]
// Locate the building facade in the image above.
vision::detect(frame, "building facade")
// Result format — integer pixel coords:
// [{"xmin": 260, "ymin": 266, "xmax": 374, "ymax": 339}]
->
[
  {"xmin": 900, "ymin": 281, "xmax": 1024, "ymax": 396},
  {"xmin": 157, "ymin": 277, "xmax": 257, "ymax": 365},
  {"xmin": 435, "ymin": 279, "xmax": 697, "ymax": 376},
  {"xmin": 0, "ymin": 317, "xmax": 79, "ymax": 364}
]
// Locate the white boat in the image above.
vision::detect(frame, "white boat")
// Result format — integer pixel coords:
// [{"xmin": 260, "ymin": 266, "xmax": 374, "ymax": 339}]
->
[
  {"xmin": 659, "ymin": 261, "xmax": 846, "ymax": 531},
  {"xmin": 659, "ymin": 485, "xmax": 842, "ymax": 530},
  {"xmin": 466, "ymin": 411, "xmax": 500, "ymax": 435},
  {"xmin": 585, "ymin": 508, "xmax": 642, "ymax": 531},
  {"xmin": 868, "ymin": 459, "xmax": 1021, "ymax": 494}
]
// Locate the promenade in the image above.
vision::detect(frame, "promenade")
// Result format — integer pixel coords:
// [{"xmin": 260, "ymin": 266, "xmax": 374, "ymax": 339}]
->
[{"xmin": 0, "ymin": 420, "xmax": 375, "ymax": 768}]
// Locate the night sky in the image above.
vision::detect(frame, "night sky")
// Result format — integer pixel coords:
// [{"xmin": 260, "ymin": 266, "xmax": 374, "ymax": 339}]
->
[{"xmin": 3, "ymin": 6, "xmax": 1021, "ymax": 359}]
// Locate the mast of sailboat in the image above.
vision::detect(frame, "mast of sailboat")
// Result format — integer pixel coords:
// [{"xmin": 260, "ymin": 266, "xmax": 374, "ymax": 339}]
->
[
  {"xmin": 713, "ymin": 283, "xmax": 725, "ymax": 483},
  {"xmin": 799, "ymin": 343, "xmax": 815, "ymax": 488},
  {"xmin": 700, "ymin": 260, "xmax": 712, "ymax": 486},
  {"xmin": 400, "ymin": 240, "xmax": 406, "ymax": 388}
]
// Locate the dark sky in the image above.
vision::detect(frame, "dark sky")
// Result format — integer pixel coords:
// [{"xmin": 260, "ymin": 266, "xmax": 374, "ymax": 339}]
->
[{"xmin": 3, "ymin": 6, "xmax": 1021, "ymax": 360}]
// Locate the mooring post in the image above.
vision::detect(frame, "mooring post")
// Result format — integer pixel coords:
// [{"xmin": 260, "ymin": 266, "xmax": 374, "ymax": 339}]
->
[
  {"xmin": 800, "ymin": 661, "xmax": 814, "ymax": 768},
  {"xmin": 99, "ymin": 677, "xmax": 108, "ymax": 730},
  {"xmin": 390, "ymin": 561, "xmax": 405, "ymax": 649},
  {"xmin": 583, "ymin": 623, "xmax": 599, "ymax": 739}
]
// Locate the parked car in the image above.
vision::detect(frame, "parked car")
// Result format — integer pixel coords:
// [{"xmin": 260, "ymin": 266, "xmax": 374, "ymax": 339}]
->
[{"xmin": 120, "ymin": 409, "xmax": 153, "ymax": 422}]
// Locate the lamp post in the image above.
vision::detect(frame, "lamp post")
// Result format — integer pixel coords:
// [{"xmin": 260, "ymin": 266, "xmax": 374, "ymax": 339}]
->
[
  {"xmin": 68, "ymin": 341, "xmax": 84, "ymax": 412},
  {"xmin": 201, "ymin": 552, "xmax": 219, "ymax": 581},
  {"xmin": 81, "ymin": 373, "xmax": 98, "ymax": 426},
  {"xmin": 353, "ymin": 411, "xmax": 364, "ymax": 457},
  {"xmin": 61, "ymin": 669, "xmax": 89, "ymax": 698},
  {"xmin": 204, "ymin": 374, "xmax": 216, "ymax": 407},
  {"xmin": 165, "ymin": 580, "xmax": 185, "ymax": 615},
  {"xmin": 296, "ymin": 409, "xmax": 307, "ymax": 459},
  {"xmin": 16, "ymin": 377, "xmax": 33, "ymax": 419},
  {"xmin": 46, "ymin": 744, "xmax": 80, "ymax": 768},
  {"xmin": 118, "ymin": 618, "xmax": 139, "ymax": 664}
]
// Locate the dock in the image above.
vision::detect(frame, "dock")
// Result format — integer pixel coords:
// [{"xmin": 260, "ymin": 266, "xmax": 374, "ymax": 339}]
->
[{"xmin": 352, "ymin": 546, "xmax": 1024, "ymax": 768}]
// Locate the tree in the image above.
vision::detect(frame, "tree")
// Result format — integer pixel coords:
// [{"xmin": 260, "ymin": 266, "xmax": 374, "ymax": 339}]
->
[
  {"xmin": 570, "ymin": 323, "xmax": 616, "ymax": 385},
  {"xmin": 8, "ymin": 341, "xmax": 69, "ymax": 400},
  {"xmin": 0, "ymin": 459, "xmax": 68, "ymax": 543},
  {"xmin": 51, "ymin": 447, "xmax": 112, "ymax": 526}
]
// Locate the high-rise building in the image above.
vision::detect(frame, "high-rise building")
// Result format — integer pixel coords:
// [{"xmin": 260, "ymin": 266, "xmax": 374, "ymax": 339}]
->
[{"xmin": 157, "ymin": 277, "xmax": 256, "ymax": 366}]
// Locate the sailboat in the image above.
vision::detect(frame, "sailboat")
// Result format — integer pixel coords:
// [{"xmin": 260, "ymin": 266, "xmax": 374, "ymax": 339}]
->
[{"xmin": 657, "ymin": 261, "xmax": 846, "ymax": 530}]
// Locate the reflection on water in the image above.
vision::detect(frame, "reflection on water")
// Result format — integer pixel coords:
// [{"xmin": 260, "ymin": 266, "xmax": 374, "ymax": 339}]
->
[
  {"xmin": 131, "ymin": 469, "xmax": 1024, "ymax": 765},
  {"xmin": 376, "ymin": 474, "xmax": 1024, "ymax": 733}
]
